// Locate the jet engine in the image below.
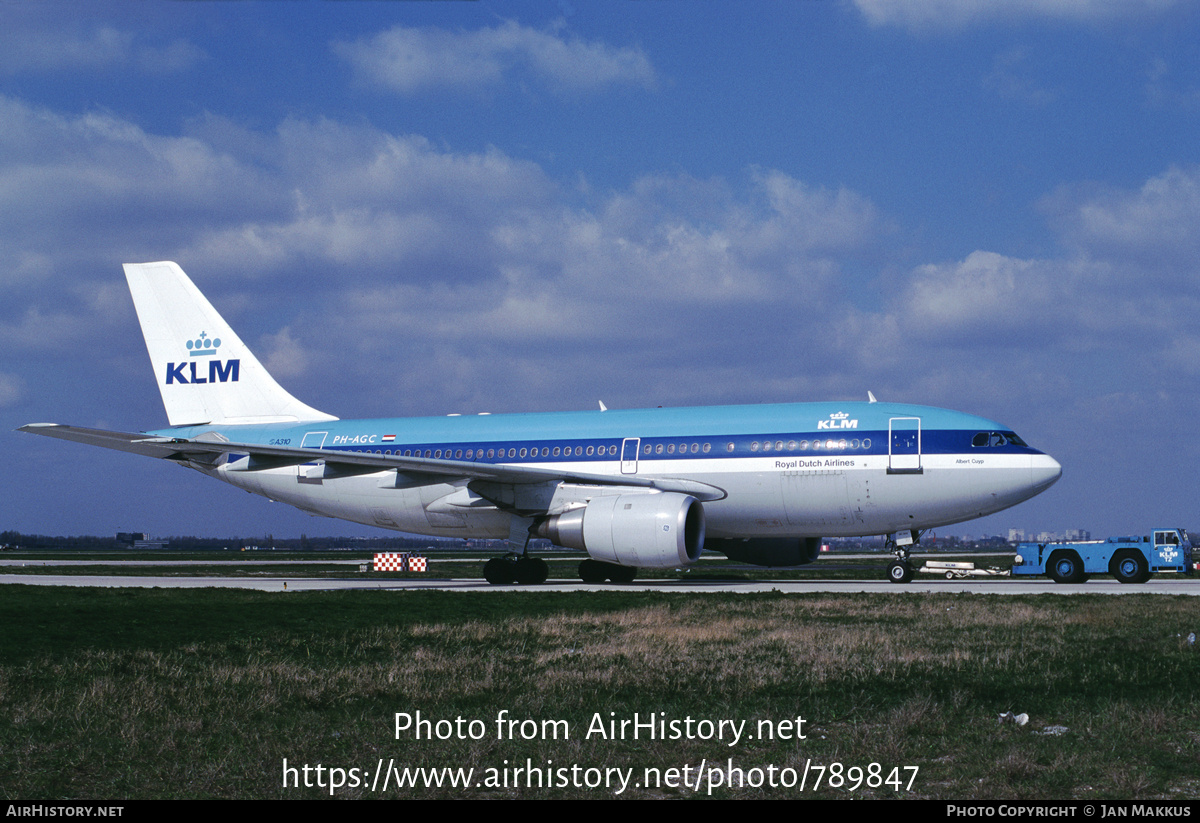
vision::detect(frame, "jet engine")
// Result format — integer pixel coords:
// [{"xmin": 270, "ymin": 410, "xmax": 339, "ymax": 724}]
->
[
  {"xmin": 708, "ymin": 537, "xmax": 822, "ymax": 566},
  {"xmin": 536, "ymin": 492, "xmax": 704, "ymax": 568}
]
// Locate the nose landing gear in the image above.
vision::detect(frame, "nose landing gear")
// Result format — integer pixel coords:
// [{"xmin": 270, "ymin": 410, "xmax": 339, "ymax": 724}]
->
[{"xmin": 886, "ymin": 529, "xmax": 924, "ymax": 584}]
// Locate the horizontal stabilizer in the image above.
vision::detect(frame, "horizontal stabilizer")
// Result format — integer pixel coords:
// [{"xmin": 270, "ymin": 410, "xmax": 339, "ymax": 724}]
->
[{"xmin": 19, "ymin": 423, "xmax": 191, "ymax": 459}]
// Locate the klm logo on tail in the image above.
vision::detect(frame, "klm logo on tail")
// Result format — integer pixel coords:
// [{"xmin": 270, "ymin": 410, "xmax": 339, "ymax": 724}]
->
[{"xmin": 165, "ymin": 331, "xmax": 240, "ymax": 385}]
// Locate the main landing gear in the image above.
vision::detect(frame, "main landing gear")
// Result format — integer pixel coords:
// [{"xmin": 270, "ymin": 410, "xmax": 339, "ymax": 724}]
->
[
  {"xmin": 483, "ymin": 515, "xmax": 550, "ymax": 585},
  {"xmin": 481, "ymin": 555, "xmax": 639, "ymax": 584},
  {"xmin": 482, "ymin": 554, "xmax": 549, "ymax": 585},
  {"xmin": 481, "ymin": 514, "xmax": 639, "ymax": 585}
]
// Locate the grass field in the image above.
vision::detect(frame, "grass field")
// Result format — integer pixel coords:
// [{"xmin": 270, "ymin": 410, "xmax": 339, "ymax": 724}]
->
[{"xmin": 2, "ymin": 583, "xmax": 1198, "ymax": 799}]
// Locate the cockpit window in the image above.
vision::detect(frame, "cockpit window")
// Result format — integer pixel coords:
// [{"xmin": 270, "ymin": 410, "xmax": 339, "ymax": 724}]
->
[{"xmin": 973, "ymin": 431, "xmax": 1028, "ymax": 448}]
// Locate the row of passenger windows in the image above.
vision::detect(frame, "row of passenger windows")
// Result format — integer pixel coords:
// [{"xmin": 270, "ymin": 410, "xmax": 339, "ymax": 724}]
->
[
  {"xmin": 315, "ymin": 429, "xmax": 1035, "ymax": 460},
  {"xmin": 336, "ymin": 438, "xmax": 877, "ymax": 460},
  {"xmin": 338, "ymin": 445, "xmax": 623, "ymax": 459},
  {"xmin": 409, "ymin": 445, "xmax": 620, "ymax": 459},
  {"xmin": 644, "ymin": 442, "xmax": 712, "ymax": 455},
  {"xmin": 746, "ymin": 438, "xmax": 871, "ymax": 452}
]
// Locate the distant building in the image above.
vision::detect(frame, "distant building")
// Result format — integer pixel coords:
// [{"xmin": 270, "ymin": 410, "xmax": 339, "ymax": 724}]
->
[{"xmin": 116, "ymin": 532, "xmax": 167, "ymax": 550}]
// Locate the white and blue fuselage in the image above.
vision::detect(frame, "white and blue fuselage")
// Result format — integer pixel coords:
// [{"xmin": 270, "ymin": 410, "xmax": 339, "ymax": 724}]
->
[{"xmin": 157, "ymin": 400, "xmax": 1059, "ymax": 542}]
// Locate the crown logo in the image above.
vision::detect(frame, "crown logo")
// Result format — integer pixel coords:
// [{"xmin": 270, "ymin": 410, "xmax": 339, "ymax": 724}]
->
[
  {"xmin": 187, "ymin": 331, "xmax": 222, "ymax": 357},
  {"xmin": 831, "ymin": 412, "xmax": 849, "ymax": 419}
]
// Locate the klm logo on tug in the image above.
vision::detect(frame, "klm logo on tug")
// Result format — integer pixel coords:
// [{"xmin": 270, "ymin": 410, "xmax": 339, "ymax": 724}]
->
[
  {"xmin": 165, "ymin": 331, "xmax": 240, "ymax": 385},
  {"xmin": 817, "ymin": 412, "xmax": 857, "ymax": 430}
]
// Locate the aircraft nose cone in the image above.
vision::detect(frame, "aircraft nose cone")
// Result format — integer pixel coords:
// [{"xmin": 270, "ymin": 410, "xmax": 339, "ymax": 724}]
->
[{"xmin": 1031, "ymin": 454, "xmax": 1062, "ymax": 492}]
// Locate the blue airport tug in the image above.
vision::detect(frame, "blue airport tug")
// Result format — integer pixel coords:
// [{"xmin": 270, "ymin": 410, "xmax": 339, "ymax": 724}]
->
[{"xmin": 1011, "ymin": 528, "xmax": 1194, "ymax": 584}]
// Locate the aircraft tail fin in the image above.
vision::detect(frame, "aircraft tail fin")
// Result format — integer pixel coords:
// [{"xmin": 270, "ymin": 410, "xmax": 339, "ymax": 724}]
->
[{"xmin": 123, "ymin": 261, "xmax": 338, "ymax": 427}]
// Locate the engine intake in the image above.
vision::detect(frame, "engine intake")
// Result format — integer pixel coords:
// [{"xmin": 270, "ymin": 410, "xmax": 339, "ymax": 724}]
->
[{"xmin": 537, "ymin": 492, "xmax": 704, "ymax": 568}]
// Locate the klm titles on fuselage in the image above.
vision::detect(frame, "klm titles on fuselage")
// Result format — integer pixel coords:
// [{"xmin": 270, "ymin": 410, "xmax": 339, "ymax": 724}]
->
[{"xmin": 816, "ymin": 412, "xmax": 857, "ymax": 430}]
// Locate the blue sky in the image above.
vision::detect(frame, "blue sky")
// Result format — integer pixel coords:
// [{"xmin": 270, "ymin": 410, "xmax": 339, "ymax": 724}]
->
[{"xmin": 4, "ymin": 0, "xmax": 1200, "ymax": 541}]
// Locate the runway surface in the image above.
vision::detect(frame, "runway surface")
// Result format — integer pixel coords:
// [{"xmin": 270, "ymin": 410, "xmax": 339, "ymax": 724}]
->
[{"xmin": 2, "ymin": 572, "xmax": 1196, "ymax": 595}]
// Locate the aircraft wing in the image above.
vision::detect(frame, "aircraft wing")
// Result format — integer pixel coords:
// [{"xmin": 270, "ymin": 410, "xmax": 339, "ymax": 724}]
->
[{"xmin": 19, "ymin": 423, "xmax": 725, "ymax": 500}]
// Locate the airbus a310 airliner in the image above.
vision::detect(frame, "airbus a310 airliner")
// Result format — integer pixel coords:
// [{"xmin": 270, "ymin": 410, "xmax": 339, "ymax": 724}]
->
[{"xmin": 21, "ymin": 262, "xmax": 1061, "ymax": 584}]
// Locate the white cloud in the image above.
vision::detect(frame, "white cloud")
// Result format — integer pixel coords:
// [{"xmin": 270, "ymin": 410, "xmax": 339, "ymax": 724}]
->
[
  {"xmin": 0, "ymin": 96, "xmax": 281, "ymax": 260},
  {"xmin": 1055, "ymin": 165, "xmax": 1200, "ymax": 269},
  {"xmin": 259, "ymin": 327, "xmax": 311, "ymax": 379},
  {"xmin": 0, "ymin": 25, "xmax": 131, "ymax": 73},
  {"xmin": 332, "ymin": 21, "xmax": 656, "ymax": 95},
  {"xmin": 6, "ymin": 90, "xmax": 1199, "ymax": 425},
  {"xmin": 0, "ymin": 22, "xmax": 203, "ymax": 75},
  {"xmin": 983, "ymin": 49, "xmax": 1057, "ymax": 105},
  {"xmin": 853, "ymin": 0, "xmax": 1183, "ymax": 30},
  {"xmin": 0, "ymin": 373, "xmax": 24, "ymax": 407}
]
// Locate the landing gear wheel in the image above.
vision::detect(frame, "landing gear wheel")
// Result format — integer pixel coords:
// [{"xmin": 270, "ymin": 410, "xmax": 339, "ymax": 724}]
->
[
  {"xmin": 1111, "ymin": 551, "xmax": 1149, "ymax": 584},
  {"xmin": 579, "ymin": 559, "xmax": 606, "ymax": 583},
  {"xmin": 579, "ymin": 559, "xmax": 637, "ymax": 583},
  {"xmin": 483, "ymin": 557, "xmax": 516, "ymax": 585},
  {"xmin": 1047, "ymin": 551, "xmax": 1086, "ymax": 584},
  {"xmin": 514, "ymin": 556, "xmax": 549, "ymax": 585},
  {"xmin": 612, "ymin": 564, "xmax": 637, "ymax": 583},
  {"xmin": 888, "ymin": 560, "xmax": 914, "ymax": 584}
]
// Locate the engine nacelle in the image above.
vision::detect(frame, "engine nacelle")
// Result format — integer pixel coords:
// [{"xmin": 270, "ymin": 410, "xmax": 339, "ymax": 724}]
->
[
  {"xmin": 537, "ymin": 492, "xmax": 704, "ymax": 568},
  {"xmin": 708, "ymin": 537, "xmax": 822, "ymax": 566}
]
